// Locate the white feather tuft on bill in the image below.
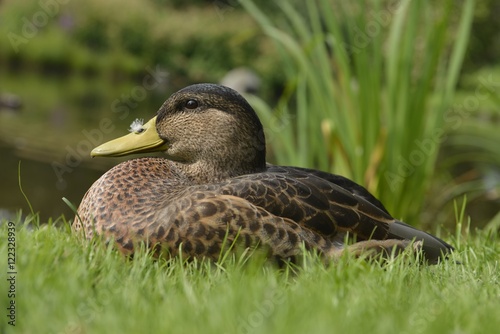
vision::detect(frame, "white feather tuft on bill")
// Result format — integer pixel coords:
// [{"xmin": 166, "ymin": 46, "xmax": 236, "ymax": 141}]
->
[{"xmin": 129, "ymin": 118, "xmax": 145, "ymax": 133}]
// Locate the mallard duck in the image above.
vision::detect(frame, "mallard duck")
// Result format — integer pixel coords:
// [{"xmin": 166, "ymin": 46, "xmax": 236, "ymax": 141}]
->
[{"xmin": 74, "ymin": 83, "xmax": 453, "ymax": 263}]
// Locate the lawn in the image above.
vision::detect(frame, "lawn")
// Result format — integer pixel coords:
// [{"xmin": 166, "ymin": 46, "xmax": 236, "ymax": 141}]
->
[{"xmin": 1, "ymin": 213, "xmax": 499, "ymax": 334}]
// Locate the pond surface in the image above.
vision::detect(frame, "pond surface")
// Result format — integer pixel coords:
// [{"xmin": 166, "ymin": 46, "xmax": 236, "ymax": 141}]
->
[{"xmin": 0, "ymin": 68, "xmax": 171, "ymax": 221}]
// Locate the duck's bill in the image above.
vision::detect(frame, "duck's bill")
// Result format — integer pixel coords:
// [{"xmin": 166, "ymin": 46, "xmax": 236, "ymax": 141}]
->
[{"xmin": 91, "ymin": 116, "xmax": 169, "ymax": 157}]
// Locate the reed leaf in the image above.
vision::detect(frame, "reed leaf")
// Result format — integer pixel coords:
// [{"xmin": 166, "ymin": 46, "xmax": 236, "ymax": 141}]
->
[{"xmin": 241, "ymin": 0, "xmax": 475, "ymax": 225}]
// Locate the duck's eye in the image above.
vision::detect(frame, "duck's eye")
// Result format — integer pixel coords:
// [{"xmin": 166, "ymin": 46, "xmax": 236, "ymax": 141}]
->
[{"xmin": 185, "ymin": 99, "xmax": 198, "ymax": 109}]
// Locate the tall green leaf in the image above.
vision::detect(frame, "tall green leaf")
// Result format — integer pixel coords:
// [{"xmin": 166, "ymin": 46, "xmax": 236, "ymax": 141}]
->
[{"xmin": 241, "ymin": 0, "xmax": 475, "ymax": 225}]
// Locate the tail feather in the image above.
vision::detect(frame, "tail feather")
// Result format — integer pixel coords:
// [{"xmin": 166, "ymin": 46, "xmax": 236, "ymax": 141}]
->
[{"xmin": 388, "ymin": 220, "xmax": 454, "ymax": 263}]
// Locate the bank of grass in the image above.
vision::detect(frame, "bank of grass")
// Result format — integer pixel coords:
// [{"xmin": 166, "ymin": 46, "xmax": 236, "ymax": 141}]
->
[{"xmin": 1, "ymin": 212, "xmax": 499, "ymax": 334}]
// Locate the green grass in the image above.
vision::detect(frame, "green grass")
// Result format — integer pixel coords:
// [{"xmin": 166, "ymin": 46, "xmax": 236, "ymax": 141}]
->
[{"xmin": 1, "ymin": 213, "xmax": 499, "ymax": 334}]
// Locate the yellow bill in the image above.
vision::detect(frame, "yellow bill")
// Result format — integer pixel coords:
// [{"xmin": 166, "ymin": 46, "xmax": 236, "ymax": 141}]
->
[{"xmin": 91, "ymin": 116, "xmax": 168, "ymax": 157}]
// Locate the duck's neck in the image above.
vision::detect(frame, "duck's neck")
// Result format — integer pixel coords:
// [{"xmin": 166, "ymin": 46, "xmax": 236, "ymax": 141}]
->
[{"xmin": 171, "ymin": 159, "xmax": 266, "ymax": 184}]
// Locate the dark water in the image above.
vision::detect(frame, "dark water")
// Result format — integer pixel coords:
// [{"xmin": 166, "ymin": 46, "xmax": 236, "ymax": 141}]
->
[
  {"xmin": 0, "ymin": 69, "xmax": 171, "ymax": 221},
  {"xmin": 0, "ymin": 144, "xmax": 103, "ymax": 221}
]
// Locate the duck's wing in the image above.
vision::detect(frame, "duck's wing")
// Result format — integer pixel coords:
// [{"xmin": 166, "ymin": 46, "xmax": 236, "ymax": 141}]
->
[
  {"xmin": 213, "ymin": 168, "xmax": 395, "ymax": 240},
  {"xmin": 196, "ymin": 166, "xmax": 452, "ymax": 261},
  {"xmin": 266, "ymin": 166, "xmax": 453, "ymax": 255},
  {"xmin": 269, "ymin": 165, "xmax": 390, "ymax": 215}
]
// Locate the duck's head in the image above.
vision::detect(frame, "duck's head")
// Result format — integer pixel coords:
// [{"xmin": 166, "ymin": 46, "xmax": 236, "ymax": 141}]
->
[{"xmin": 91, "ymin": 83, "xmax": 267, "ymax": 180}]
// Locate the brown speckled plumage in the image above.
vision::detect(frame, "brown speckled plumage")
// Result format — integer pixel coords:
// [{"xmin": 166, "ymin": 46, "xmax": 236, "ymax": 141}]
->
[{"xmin": 74, "ymin": 83, "xmax": 453, "ymax": 263}]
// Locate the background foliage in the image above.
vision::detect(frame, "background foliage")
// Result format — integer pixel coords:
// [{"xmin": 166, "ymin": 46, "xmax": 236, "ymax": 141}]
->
[{"xmin": 242, "ymin": 0, "xmax": 477, "ymax": 226}]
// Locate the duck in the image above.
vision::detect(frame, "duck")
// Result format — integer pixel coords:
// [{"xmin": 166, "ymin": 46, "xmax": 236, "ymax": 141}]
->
[{"xmin": 74, "ymin": 83, "xmax": 453, "ymax": 263}]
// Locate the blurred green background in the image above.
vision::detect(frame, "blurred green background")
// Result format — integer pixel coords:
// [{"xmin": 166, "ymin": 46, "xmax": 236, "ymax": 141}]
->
[{"xmin": 0, "ymin": 0, "xmax": 498, "ymax": 232}]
